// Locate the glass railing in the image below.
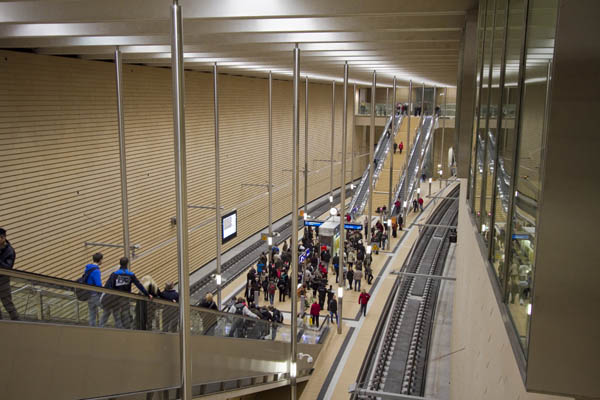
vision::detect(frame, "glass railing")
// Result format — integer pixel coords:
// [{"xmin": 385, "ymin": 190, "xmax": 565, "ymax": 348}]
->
[
  {"xmin": 357, "ymin": 103, "xmax": 393, "ymax": 116},
  {"xmin": 0, "ymin": 268, "xmax": 291, "ymax": 342}
]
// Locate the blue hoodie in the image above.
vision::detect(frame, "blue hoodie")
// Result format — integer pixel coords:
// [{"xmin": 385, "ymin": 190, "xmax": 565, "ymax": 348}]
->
[{"xmin": 84, "ymin": 263, "xmax": 102, "ymax": 287}]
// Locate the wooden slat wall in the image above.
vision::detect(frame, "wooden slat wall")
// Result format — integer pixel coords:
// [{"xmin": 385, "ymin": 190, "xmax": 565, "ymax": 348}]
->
[{"xmin": 0, "ymin": 50, "xmax": 365, "ymax": 288}]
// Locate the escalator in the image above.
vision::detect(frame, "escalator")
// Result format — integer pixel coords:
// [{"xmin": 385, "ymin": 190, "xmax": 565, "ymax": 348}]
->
[
  {"xmin": 348, "ymin": 114, "xmax": 402, "ymax": 218},
  {"xmin": 0, "ymin": 268, "xmax": 326, "ymax": 399},
  {"xmin": 390, "ymin": 116, "xmax": 436, "ymax": 215}
]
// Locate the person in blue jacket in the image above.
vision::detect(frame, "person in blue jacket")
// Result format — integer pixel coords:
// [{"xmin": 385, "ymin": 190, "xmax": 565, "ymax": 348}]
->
[
  {"xmin": 100, "ymin": 257, "xmax": 151, "ymax": 329},
  {"xmin": 84, "ymin": 252, "xmax": 103, "ymax": 326}
]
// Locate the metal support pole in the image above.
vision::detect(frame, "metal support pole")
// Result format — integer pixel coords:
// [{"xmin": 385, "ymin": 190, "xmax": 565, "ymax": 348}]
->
[
  {"xmin": 290, "ymin": 43, "xmax": 300, "ymax": 400},
  {"xmin": 330, "ymin": 80, "xmax": 336, "ymax": 202},
  {"xmin": 268, "ymin": 72, "xmax": 273, "ymax": 264},
  {"xmin": 403, "ymin": 80, "xmax": 413, "ymax": 222},
  {"xmin": 388, "ymin": 76, "xmax": 396, "ymax": 211},
  {"xmin": 304, "ymin": 75, "xmax": 309, "ymax": 217},
  {"xmin": 170, "ymin": 1, "xmax": 191, "ymax": 398},
  {"xmin": 114, "ymin": 48, "xmax": 131, "ymax": 260},
  {"xmin": 351, "ymin": 83, "xmax": 357, "ymax": 194},
  {"xmin": 213, "ymin": 63, "xmax": 222, "ymax": 311},
  {"xmin": 421, "ymin": 82, "xmax": 425, "ymax": 116},
  {"xmin": 431, "ymin": 86, "xmax": 437, "ymax": 182},
  {"xmin": 386, "ymin": 87, "xmax": 389, "ymax": 115},
  {"xmin": 442, "ymin": 87, "xmax": 447, "ymax": 177},
  {"xmin": 338, "ymin": 61, "xmax": 349, "ymax": 335},
  {"xmin": 368, "ymin": 70, "xmax": 376, "ymax": 242}
]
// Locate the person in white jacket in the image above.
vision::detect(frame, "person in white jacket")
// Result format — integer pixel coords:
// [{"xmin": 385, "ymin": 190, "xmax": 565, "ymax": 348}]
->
[{"xmin": 227, "ymin": 297, "xmax": 258, "ymax": 338}]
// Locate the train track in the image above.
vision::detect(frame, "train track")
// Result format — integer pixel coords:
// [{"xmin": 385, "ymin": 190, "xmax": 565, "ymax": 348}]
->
[{"xmin": 352, "ymin": 184, "xmax": 459, "ymax": 399}]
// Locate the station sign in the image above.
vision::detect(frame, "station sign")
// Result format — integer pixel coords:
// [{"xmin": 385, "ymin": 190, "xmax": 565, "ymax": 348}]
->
[{"xmin": 304, "ymin": 220, "xmax": 324, "ymax": 227}]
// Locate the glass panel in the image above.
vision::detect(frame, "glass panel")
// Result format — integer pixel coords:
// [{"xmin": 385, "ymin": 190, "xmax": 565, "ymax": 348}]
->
[
  {"xmin": 481, "ymin": 0, "xmax": 508, "ymax": 247},
  {"xmin": 0, "ymin": 269, "xmax": 292, "ymax": 343},
  {"xmin": 491, "ymin": 0, "xmax": 525, "ymax": 284},
  {"xmin": 468, "ymin": 0, "xmax": 488, "ymax": 204},
  {"xmin": 473, "ymin": 0, "xmax": 495, "ymax": 225},
  {"xmin": 507, "ymin": 0, "xmax": 558, "ymax": 353}
]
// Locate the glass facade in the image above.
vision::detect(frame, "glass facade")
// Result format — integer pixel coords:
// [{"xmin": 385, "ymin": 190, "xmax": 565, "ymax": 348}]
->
[{"xmin": 467, "ymin": 0, "xmax": 558, "ymax": 356}]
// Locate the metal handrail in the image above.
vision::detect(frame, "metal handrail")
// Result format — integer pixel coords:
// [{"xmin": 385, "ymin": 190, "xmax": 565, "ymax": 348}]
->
[{"xmin": 1, "ymin": 268, "xmax": 289, "ymax": 329}]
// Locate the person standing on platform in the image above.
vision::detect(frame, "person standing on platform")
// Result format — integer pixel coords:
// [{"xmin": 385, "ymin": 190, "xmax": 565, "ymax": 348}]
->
[
  {"xmin": 392, "ymin": 220, "xmax": 398, "ymax": 238},
  {"xmin": 82, "ymin": 253, "xmax": 103, "ymax": 326},
  {"xmin": 329, "ymin": 295, "xmax": 338, "ymax": 324},
  {"xmin": 399, "ymin": 141, "xmax": 404, "ymax": 154},
  {"xmin": 418, "ymin": 196, "xmax": 424, "ymax": 211},
  {"xmin": 358, "ymin": 289, "xmax": 371, "ymax": 317},
  {"xmin": 413, "ymin": 199, "xmax": 419, "ymax": 213},
  {"xmin": 326, "ymin": 285, "xmax": 334, "ymax": 311},
  {"xmin": 0, "ymin": 228, "xmax": 19, "ymax": 321},
  {"xmin": 310, "ymin": 299, "xmax": 321, "ymax": 328},
  {"xmin": 332, "ymin": 252, "xmax": 340, "ymax": 283},
  {"xmin": 346, "ymin": 267, "xmax": 354, "ymax": 291},
  {"xmin": 393, "ymin": 142, "xmax": 398, "ymax": 153},
  {"xmin": 353, "ymin": 268, "xmax": 363, "ymax": 291}
]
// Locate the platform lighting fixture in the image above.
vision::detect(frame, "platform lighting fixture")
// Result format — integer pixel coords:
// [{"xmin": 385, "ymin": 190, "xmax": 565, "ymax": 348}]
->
[
  {"xmin": 329, "ymin": 195, "xmax": 334, "ymax": 203},
  {"xmin": 330, "ymin": 207, "xmax": 337, "ymax": 216},
  {"xmin": 429, "ymin": 178, "xmax": 432, "ymax": 183},
  {"xmin": 438, "ymin": 164, "xmax": 442, "ymax": 169},
  {"xmin": 387, "ymin": 219, "xmax": 392, "ymax": 227},
  {"xmin": 290, "ymin": 362, "xmax": 297, "ymax": 378},
  {"xmin": 417, "ymin": 188, "xmax": 421, "ymax": 194},
  {"xmin": 303, "ymin": 213, "xmax": 308, "ymax": 220},
  {"xmin": 482, "ymin": 224, "xmax": 487, "ymax": 232},
  {"xmin": 366, "ymin": 245, "xmax": 372, "ymax": 254},
  {"xmin": 527, "ymin": 303, "xmax": 532, "ymax": 315},
  {"xmin": 267, "ymin": 236, "xmax": 273, "ymax": 246},
  {"xmin": 438, "ymin": 170, "xmax": 443, "ymax": 176},
  {"xmin": 337, "ymin": 287, "xmax": 344, "ymax": 298},
  {"xmin": 403, "ymin": 201, "xmax": 407, "ymax": 208},
  {"xmin": 350, "ymin": 184, "xmax": 355, "ymax": 189},
  {"xmin": 215, "ymin": 274, "xmax": 222, "ymax": 285}
]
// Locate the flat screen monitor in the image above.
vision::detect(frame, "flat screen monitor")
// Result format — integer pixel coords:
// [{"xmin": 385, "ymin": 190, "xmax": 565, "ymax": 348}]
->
[{"xmin": 221, "ymin": 210, "xmax": 237, "ymax": 244}]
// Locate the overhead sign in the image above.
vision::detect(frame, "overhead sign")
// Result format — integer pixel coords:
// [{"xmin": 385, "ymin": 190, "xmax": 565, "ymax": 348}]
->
[
  {"xmin": 512, "ymin": 233, "xmax": 530, "ymax": 240},
  {"xmin": 299, "ymin": 248, "xmax": 311, "ymax": 264},
  {"xmin": 345, "ymin": 223, "xmax": 363, "ymax": 231},
  {"xmin": 304, "ymin": 220, "xmax": 324, "ymax": 227}
]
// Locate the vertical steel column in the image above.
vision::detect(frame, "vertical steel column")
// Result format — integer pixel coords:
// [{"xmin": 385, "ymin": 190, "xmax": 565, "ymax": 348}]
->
[
  {"xmin": 386, "ymin": 87, "xmax": 389, "ymax": 115},
  {"xmin": 432, "ymin": 86, "xmax": 437, "ymax": 182},
  {"xmin": 114, "ymin": 48, "xmax": 131, "ymax": 260},
  {"xmin": 421, "ymin": 82, "xmax": 425, "ymax": 116},
  {"xmin": 290, "ymin": 44, "xmax": 300, "ymax": 400},
  {"xmin": 403, "ymin": 80, "xmax": 413, "ymax": 222},
  {"xmin": 351, "ymin": 83, "xmax": 357, "ymax": 194},
  {"xmin": 388, "ymin": 76, "xmax": 397, "ymax": 211},
  {"xmin": 304, "ymin": 76, "xmax": 309, "ymax": 217},
  {"xmin": 268, "ymin": 72, "xmax": 273, "ymax": 263},
  {"xmin": 368, "ymin": 70, "xmax": 376, "ymax": 243},
  {"xmin": 170, "ymin": 1, "xmax": 191, "ymax": 399},
  {"xmin": 441, "ymin": 87, "xmax": 447, "ymax": 177},
  {"xmin": 338, "ymin": 61, "xmax": 349, "ymax": 335},
  {"xmin": 213, "ymin": 63, "xmax": 222, "ymax": 311},
  {"xmin": 330, "ymin": 81, "xmax": 336, "ymax": 202}
]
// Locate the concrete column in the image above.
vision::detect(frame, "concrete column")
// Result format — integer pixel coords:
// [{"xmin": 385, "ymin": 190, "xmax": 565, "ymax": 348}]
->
[{"xmin": 455, "ymin": 8, "xmax": 478, "ymax": 178}]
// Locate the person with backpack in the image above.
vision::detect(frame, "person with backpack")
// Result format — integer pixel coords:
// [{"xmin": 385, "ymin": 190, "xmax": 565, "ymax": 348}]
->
[
  {"xmin": 353, "ymin": 268, "xmax": 363, "ymax": 291},
  {"xmin": 328, "ymin": 295, "xmax": 338, "ymax": 324},
  {"xmin": 317, "ymin": 283, "xmax": 327, "ymax": 309},
  {"xmin": 358, "ymin": 289, "xmax": 371, "ymax": 317},
  {"xmin": 261, "ymin": 276, "xmax": 269, "ymax": 301},
  {"xmin": 326, "ymin": 285, "xmax": 334, "ymax": 311},
  {"xmin": 269, "ymin": 306, "xmax": 283, "ymax": 340},
  {"xmin": 227, "ymin": 297, "xmax": 258, "ymax": 338},
  {"xmin": 80, "ymin": 252, "xmax": 103, "ymax": 327},
  {"xmin": 278, "ymin": 276, "xmax": 287, "ymax": 302},
  {"xmin": 100, "ymin": 257, "xmax": 151, "ymax": 329}
]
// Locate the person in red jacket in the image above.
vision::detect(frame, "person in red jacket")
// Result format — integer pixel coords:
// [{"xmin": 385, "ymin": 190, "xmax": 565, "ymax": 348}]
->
[
  {"xmin": 358, "ymin": 289, "xmax": 371, "ymax": 317},
  {"xmin": 418, "ymin": 196, "xmax": 424, "ymax": 211},
  {"xmin": 310, "ymin": 300, "xmax": 321, "ymax": 328},
  {"xmin": 398, "ymin": 141, "xmax": 404, "ymax": 154}
]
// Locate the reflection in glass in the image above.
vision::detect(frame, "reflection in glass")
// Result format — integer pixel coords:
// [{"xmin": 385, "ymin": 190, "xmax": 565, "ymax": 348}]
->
[
  {"xmin": 507, "ymin": 0, "xmax": 557, "ymax": 353},
  {"xmin": 491, "ymin": 0, "xmax": 525, "ymax": 285}
]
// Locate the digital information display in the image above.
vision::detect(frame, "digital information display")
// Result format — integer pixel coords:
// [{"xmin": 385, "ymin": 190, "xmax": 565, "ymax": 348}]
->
[{"xmin": 221, "ymin": 210, "xmax": 237, "ymax": 244}]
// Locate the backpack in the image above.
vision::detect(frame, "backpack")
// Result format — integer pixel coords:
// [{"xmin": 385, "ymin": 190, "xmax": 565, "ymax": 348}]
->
[
  {"xmin": 75, "ymin": 266, "xmax": 98, "ymax": 301},
  {"xmin": 273, "ymin": 309, "xmax": 283, "ymax": 323},
  {"xmin": 234, "ymin": 303, "xmax": 244, "ymax": 315}
]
